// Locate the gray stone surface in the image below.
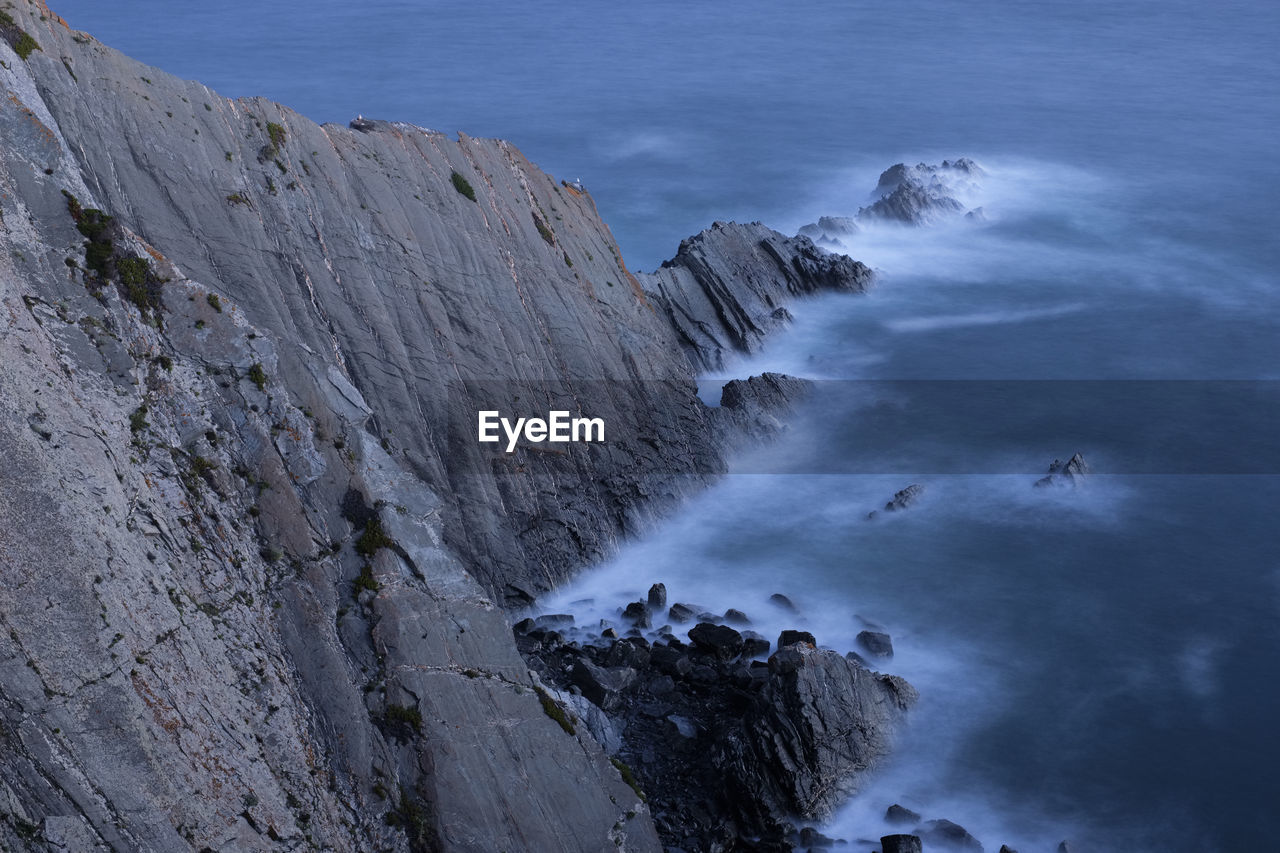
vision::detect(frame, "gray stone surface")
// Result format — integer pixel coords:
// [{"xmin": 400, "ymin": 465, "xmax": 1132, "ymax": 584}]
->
[
  {"xmin": 0, "ymin": 2, "xmax": 888, "ymax": 850},
  {"xmin": 640, "ymin": 221, "xmax": 873, "ymax": 371},
  {"xmin": 859, "ymin": 158, "xmax": 984, "ymax": 225}
]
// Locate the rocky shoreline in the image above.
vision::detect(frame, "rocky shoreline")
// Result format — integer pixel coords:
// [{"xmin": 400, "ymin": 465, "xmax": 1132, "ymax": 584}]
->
[
  {"xmin": 516, "ymin": 585, "xmax": 916, "ymax": 852},
  {"xmin": 0, "ymin": 2, "xmax": 1004, "ymax": 850}
]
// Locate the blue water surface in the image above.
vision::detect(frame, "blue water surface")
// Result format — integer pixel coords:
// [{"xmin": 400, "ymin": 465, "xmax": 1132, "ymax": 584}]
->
[{"xmin": 52, "ymin": 2, "xmax": 1280, "ymax": 849}]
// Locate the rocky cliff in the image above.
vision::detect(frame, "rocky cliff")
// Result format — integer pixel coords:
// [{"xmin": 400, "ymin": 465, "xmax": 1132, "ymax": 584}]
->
[{"xmin": 1, "ymin": 2, "xmax": 893, "ymax": 850}]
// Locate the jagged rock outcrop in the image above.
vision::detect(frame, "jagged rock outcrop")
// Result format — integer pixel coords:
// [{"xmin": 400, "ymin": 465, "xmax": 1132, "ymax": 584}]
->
[
  {"xmin": 859, "ymin": 158, "xmax": 984, "ymax": 225},
  {"xmin": 640, "ymin": 221, "xmax": 874, "ymax": 372},
  {"xmin": 520, "ymin": 612, "xmax": 915, "ymax": 851},
  {"xmin": 867, "ymin": 483, "xmax": 926, "ymax": 519},
  {"xmin": 713, "ymin": 371, "xmax": 812, "ymax": 444},
  {"xmin": 0, "ymin": 2, "xmax": 898, "ymax": 850},
  {"xmin": 795, "ymin": 158, "xmax": 983, "ymax": 250},
  {"xmin": 1034, "ymin": 452, "xmax": 1090, "ymax": 488}
]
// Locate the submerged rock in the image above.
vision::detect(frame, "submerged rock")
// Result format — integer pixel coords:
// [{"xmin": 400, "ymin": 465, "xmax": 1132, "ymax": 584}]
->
[
  {"xmin": 857, "ymin": 630, "xmax": 894, "ymax": 659},
  {"xmin": 885, "ymin": 484, "xmax": 925, "ymax": 511},
  {"xmin": 886, "ymin": 803, "xmax": 923, "ymax": 825},
  {"xmin": 918, "ymin": 818, "xmax": 984, "ymax": 851},
  {"xmin": 769, "ymin": 592, "xmax": 800, "ymax": 613},
  {"xmin": 623, "ymin": 600, "xmax": 652, "ymax": 627},
  {"xmin": 668, "ymin": 602, "xmax": 699, "ymax": 623}
]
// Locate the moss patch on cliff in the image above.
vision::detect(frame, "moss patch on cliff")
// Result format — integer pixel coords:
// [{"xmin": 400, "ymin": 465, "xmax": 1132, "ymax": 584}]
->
[
  {"xmin": 450, "ymin": 170, "xmax": 477, "ymax": 202},
  {"xmin": 381, "ymin": 703, "xmax": 423, "ymax": 739},
  {"xmin": 246, "ymin": 362, "xmax": 268, "ymax": 391},
  {"xmin": 534, "ymin": 686, "xmax": 575, "ymax": 735},
  {"xmin": 0, "ymin": 12, "xmax": 41, "ymax": 61},
  {"xmin": 64, "ymin": 192, "xmax": 166, "ymax": 321},
  {"xmin": 355, "ymin": 517, "xmax": 392, "ymax": 558},
  {"xmin": 533, "ymin": 213, "xmax": 555, "ymax": 246},
  {"xmin": 384, "ymin": 787, "xmax": 440, "ymax": 853},
  {"xmin": 610, "ymin": 757, "xmax": 647, "ymax": 802}
]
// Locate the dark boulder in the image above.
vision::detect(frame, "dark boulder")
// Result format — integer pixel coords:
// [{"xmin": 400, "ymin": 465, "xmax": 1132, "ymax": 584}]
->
[
  {"xmin": 857, "ymin": 630, "xmax": 894, "ymax": 659},
  {"xmin": 534, "ymin": 613, "xmax": 575, "ymax": 628},
  {"xmin": 741, "ymin": 630, "xmax": 771, "ymax": 657},
  {"xmin": 606, "ymin": 637, "xmax": 651, "ymax": 669},
  {"xmin": 798, "ymin": 826, "xmax": 838, "ymax": 847},
  {"xmin": 668, "ymin": 602, "xmax": 698, "ymax": 623},
  {"xmin": 919, "ymin": 819, "xmax": 984, "ymax": 851},
  {"xmin": 769, "ymin": 593, "xmax": 799, "ymax": 613},
  {"xmin": 689, "ymin": 622, "xmax": 745, "ymax": 661},
  {"xmin": 569, "ymin": 660, "xmax": 637, "ymax": 712},
  {"xmin": 882, "ymin": 835, "xmax": 923, "ymax": 853},
  {"xmin": 718, "ymin": 373, "xmax": 813, "ymax": 442},
  {"xmin": 623, "ymin": 600, "xmax": 651, "ymax": 627},
  {"xmin": 724, "ymin": 608, "xmax": 752, "ymax": 626},
  {"xmin": 886, "ymin": 803, "xmax": 922, "ymax": 825},
  {"xmin": 778, "ymin": 629, "xmax": 817, "ymax": 649},
  {"xmin": 650, "ymin": 644, "xmax": 694, "ymax": 677},
  {"xmin": 648, "ymin": 583, "xmax": 668, "ymax": 609},
  {"xmin": 512, "ymin": 617, "xmax": 536, "ymax": 635}
]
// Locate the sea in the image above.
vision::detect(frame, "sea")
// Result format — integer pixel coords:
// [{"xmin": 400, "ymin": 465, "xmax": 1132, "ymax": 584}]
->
[{"xmin": 51, "ymin": 2, "xmax": 1280, "ymax": 850}]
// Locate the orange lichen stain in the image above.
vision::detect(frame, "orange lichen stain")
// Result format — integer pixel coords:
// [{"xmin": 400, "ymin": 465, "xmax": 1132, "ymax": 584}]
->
[
  {"xmin": 562, "ymin": 184, "xmax": 583, "ymax": 199},
  {"xmin": 32, "ymin": 1, "xmax": 70, "ymax": 28},
  {"xmin": 142, "ymin": 243, "xmax": 168, "ymax": 264},
  {"xmin": 131, "ymin": 671, "xmax": 184, "ymax": 736},
  {"xmin": 5, "ymin": 92, "xmax": 57, "ymax": 147},
  {"xmin": 624, "ymin": 269, "xmax": 649, "ymax": 307}
]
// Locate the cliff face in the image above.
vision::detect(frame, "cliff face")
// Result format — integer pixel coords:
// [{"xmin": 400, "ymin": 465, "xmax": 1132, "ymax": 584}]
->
[{"xmin": 0, "ymin": 2, "xmax": 880, "ymax": 850}]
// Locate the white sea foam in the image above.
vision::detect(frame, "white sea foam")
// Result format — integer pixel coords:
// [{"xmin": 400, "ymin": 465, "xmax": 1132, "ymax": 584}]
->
[{"xmin": 882, "ymin": 303, "xmax": 1087, "ymax": 333}]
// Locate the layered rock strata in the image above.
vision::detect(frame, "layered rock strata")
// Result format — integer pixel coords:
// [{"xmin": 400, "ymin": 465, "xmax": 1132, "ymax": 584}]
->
[{"xmin": 1, "ymin": 2, "xmax": 896, "ymax": 850}]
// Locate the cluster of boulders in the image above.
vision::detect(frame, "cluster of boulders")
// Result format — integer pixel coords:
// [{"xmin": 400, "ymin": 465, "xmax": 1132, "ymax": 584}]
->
[{"xmin": 515, "ymin": 584, "xmax": 916, "ymax": 851}]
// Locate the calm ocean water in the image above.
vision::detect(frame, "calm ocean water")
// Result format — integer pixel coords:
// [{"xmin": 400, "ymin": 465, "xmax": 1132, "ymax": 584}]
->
[{"xmin": 54, "ymin": 2, "xmax": 1280, "ymax": 849}]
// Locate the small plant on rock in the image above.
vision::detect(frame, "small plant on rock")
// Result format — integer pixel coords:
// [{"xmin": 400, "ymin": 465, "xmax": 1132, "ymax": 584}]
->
[{"xmin": 450, "ymin": 170, "xmax": 477, "ymax": 202}]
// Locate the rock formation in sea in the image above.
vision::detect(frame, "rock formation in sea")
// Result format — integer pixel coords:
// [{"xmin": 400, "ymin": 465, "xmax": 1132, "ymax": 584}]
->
[
  {"xmin": 0, "ymin": 2, "xmax": 903, "ymax": 850},
  {"xmin": 1035, "ymin": 452, "xmax": 1091, "ymax": 487},
  {"xmin": 798, "ymin": 157, "xmax": 986, "ymax": 248}
]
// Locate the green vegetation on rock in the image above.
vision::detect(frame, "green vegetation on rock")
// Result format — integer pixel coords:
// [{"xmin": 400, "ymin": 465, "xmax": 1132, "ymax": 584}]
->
[
  {"xmin": 0, "ymin": 12, "xmax": 41, "ymax": 61},
  {"xmin": 610, "ymin": 757, "xmax": 647, "ymax": 802},
  {"xmin": 534, "ymin": 686, "xmax": 575, "ymax": 735},
  {"xmin": 450, "ymin": 170, "xmax": 477, "ymax": 202},
  {"xmin": 533, "ymin": 213, "xmax": 555, "ymax": 246},
  {"xmin": 355, "ymin": 518, "xmax": 392, "ymax": 558},
  {"xmin": 246, "ymin": 362, "xmax": 267, "ymax": 391}
]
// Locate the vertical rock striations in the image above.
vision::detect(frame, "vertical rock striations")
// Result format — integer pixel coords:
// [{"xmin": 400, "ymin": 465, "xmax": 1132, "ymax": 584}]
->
[{"xmin": 1, "ymin": 2, "xmax": 893, "ymax": 850}]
